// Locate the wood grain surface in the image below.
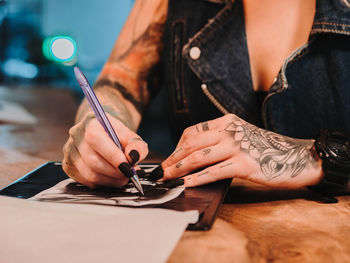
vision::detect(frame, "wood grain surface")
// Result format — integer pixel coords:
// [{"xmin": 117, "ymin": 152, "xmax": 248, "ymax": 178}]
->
[
  {"xmin": 0, "ymin": 86, "xmax": 78, "ymax": 188},
  {"xmin": 1, "ymin": 86, "xmax": 350, "ymax": 263}
]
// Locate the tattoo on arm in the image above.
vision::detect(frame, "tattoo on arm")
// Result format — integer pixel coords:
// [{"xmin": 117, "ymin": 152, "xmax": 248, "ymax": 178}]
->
[
  {"xmin": 82, "ymin": 0, "xmax": 167, "ymax": 130},
  {"xmin": 101, "ymin": 0, "xmax": 167, "ymax": 102},
  {"xmin": 80, "ymin": 85, "xmax": 137, "ymax": 130},
  {"xmin": 112, "ymin": 21, "xmax": 165, "ymax": 65},
  {"xmin": 223, "ymin": 116, "xmax": 319, "ymax": 180},
  {"xmin": 94, "ymin": 78, "xmax": 145, "ymax": 113}
]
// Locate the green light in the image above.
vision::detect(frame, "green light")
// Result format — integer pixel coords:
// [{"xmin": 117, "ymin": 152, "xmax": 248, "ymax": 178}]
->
[{"xmin": 42, "ymin": 35, "xmax": 77, "ymax": 64}]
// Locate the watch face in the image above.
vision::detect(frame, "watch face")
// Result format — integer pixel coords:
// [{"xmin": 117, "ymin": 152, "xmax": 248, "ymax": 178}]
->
[{"xmin": 327, "ymin": 134, "xmax": 350, "ymax": 163}]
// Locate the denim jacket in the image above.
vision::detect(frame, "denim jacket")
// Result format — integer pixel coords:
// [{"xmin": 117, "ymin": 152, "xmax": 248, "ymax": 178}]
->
[{"xmin": 163, "ymin": 0, "xmax": 350, "ymax": 141}]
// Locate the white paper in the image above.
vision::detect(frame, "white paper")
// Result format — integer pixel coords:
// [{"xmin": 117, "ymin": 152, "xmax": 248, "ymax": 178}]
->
[
  {"xmin": 0, "ymin": 101, "xmax": 37, "ymax": 124},
  {"xmin": 0, "ymin": 196, "xmax": 198, "ymax": 263}
]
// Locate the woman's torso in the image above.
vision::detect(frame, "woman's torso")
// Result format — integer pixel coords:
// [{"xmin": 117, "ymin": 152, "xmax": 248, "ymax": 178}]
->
[{"xmin": 163, "ymin": 0, "xmax": 350, "ymax": 141}]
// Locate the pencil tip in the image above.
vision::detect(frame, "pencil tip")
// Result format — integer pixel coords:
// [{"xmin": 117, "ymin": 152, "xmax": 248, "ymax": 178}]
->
[{"xmin": 130, "ymin": 175, "xmax": 144, "ymax": 195}]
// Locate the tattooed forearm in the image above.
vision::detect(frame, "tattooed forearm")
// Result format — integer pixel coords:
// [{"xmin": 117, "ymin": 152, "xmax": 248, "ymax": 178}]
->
[
  {"xmin": 224, "ymin": 116, "xmax": 319, "ymax": 180},
  {"xmin": 94, "ymin": 78, "xmax": 145, "ymax": 113},
  {"xmin": 112, "ymin": 22, "xmax": 165, "ymax": 67},
  {"xmin": 109, "ymin": 0, "xmax": 167, "ymax": 63},
  {"xmin": 98, "ymin": 87, "xmax": 137, "ymax": 130},
  {"xmin": 98, "ymin": 0, "xmax": 167, "ymax": 107},
  {"xmin": 76, "ymin": 0, "xmax": 168, "ymax": 131},
  {"xmin": 76, "ymin": 85, "xmax": 137, "ymax": 130}
]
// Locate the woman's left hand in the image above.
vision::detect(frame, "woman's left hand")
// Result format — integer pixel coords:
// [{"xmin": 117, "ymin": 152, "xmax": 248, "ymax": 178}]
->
[{"xmin": 150, "ymin": 114, "xmax": 323, "ymax": 188}]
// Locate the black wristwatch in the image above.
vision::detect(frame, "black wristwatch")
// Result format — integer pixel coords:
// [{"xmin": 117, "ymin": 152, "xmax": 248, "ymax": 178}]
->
[{"xmin": 311, "ymin": 130, "xmax": 350, "ymax": 193}]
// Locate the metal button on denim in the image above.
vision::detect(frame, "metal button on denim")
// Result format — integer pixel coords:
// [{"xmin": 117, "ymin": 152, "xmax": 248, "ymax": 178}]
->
[{"xmin": 189, "ymin": 46, "xmax": 201, "ymax": 60}]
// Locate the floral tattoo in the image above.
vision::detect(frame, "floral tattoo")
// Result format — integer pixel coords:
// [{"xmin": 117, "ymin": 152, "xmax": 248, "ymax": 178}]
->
[{"xmin": 224, "ymin": 116, "xmax": 318, "ymax": 180}]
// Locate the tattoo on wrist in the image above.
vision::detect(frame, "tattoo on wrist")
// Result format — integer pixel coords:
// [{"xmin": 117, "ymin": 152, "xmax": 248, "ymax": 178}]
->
[
  {"xmin": 223, "ymin": 116, "xmax": 318, "ymax": 180},
  {"xmin": 88, "ymin": 86, "xmax": 136, "ymax": 130},
  {"xmin": 95, "ymin": 78, "xmax": 144, "ymax": 113}
]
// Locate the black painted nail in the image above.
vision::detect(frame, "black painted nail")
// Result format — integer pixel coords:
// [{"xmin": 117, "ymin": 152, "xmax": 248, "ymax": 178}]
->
[
  {"xmin": 148, "ymin": 165, "xmax": 164, "ymax": 181},
  {"xmin": 118, "ymin": 162, "xmax": 134, "ymax": 178},
  {"xmin": 136, "ymin": 169, "xmax": 146, "ymax": 178},
  {"xmin": 128, "ymin": 150, "xmax": 140, "ymax": 165},
  {"xmin": 164, "ymin": 178, "xmax": 184, "ymax": 188}
]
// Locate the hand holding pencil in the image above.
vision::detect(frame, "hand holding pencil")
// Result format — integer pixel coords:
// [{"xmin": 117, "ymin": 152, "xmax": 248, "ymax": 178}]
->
[{"xmin": 62, "ymin": 67, "xmax": 148, "ymax": 194}]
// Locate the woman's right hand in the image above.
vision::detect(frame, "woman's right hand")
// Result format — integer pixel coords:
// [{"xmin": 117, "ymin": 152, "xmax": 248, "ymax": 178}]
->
[{"xmin": 62, "ymin": 112, "xmax": 148, "ymax": 188}]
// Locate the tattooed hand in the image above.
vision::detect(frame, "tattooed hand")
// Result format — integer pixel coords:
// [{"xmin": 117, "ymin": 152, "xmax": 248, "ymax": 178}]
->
[
  {"xmin": 62, "ymin": 112, "xmax": 148, "ymax": 188},
  {"xmin": 150, "ymin": 114, "xmax": 323, "ymax": 188}
]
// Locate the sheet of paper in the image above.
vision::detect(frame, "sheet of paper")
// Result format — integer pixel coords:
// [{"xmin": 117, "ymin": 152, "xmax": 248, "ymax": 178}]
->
[
  {"xmin": 0, "ymin": 101, "xmax": 37, "ymax": 124},
  {"xmin": 0, "ymin": 196, "xmax": 198, "ymax": 263}
]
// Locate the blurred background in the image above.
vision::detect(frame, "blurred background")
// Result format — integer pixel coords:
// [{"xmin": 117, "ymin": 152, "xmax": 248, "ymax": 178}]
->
[{"xmin": 0, "ymin": 0, "xmax": 174, "ymax": 156}]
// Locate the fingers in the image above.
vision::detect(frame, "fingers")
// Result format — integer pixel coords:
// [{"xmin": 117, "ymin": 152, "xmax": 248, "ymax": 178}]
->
[
  {"xmin": 83, "ymin": 119, "xmax": 136, "ymax": 173},
  {"xmin": 162, "ymin": 143, "xmax": 234, "ymax": 180},
  {"xmin": 124, "ymin": 138, "xmax": 148, "ymax": 165},
  {"xmin": 107, "ymin": 115, "xmax": 149, "ymax": 165},
  {"xmin": 163, "ymin": 116, "xmax": 235, "ymax": 168},
  {"xmin": 63, "ymin": 138, "xmax": 129, "ymax": 188},
  {"xmin": 182, "ymin": 160, "xmax": 235, "ymax": 187},
  {"xmin": 176, "ymin": 118, "xmax": 224, "ymax": 146},
  {"xmin": 163, "ymin": 130, "xmax": 222, "ymax": 169},
  {"xmin": 149, "ymin": 118, "xmax": 231, "ymax": 181},
  {"xmin": 62, "ymin": 138, "xmax": 93, "ymax": 187},
  {"xmin": 68, "ymin": 152, "xmax": 129, "ymax": 188},
  {"xmin": 76, "ymin": 140, "xmax": 120, "ymax": 177},
  {"xmin": 63, "ymin": 113, "xmax": 147, "ymax": 189}
]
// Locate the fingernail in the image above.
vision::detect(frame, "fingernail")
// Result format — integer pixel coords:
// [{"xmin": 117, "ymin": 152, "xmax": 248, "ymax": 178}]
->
[
  {"xmin": 148, "ymin": 165, "xmax": 164, "ymax": 181},
  {"xmin": 118, "ymin": 162, "xmax": 134, "ymax": 178},
  {"xmin": 136, "ymin": 169, "xmax": 146, "ymax": 178},
  {"xmin": 164, "ymin": 178, "xmax": 184, "ymax": 188},
  {"xmin": 128, "ymin": 150, "xmax": 140, "ymax": 165}
]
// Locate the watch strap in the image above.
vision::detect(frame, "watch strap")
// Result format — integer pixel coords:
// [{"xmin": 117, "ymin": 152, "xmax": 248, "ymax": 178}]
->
[{"xmin": 308, "ymin": 131, "xmax": 350, "ymax": 198}]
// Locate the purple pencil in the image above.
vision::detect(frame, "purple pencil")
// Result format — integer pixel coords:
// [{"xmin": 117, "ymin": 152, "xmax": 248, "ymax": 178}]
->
[{"xmin": 74, "ymin": 66, "xmax": 144, "ymax": 195}]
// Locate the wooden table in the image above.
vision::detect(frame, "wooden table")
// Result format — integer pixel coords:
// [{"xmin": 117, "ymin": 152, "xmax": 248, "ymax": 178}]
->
[{"xmin": 1, "ymin": 86, "xmax": 349, "ymax": 263}]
